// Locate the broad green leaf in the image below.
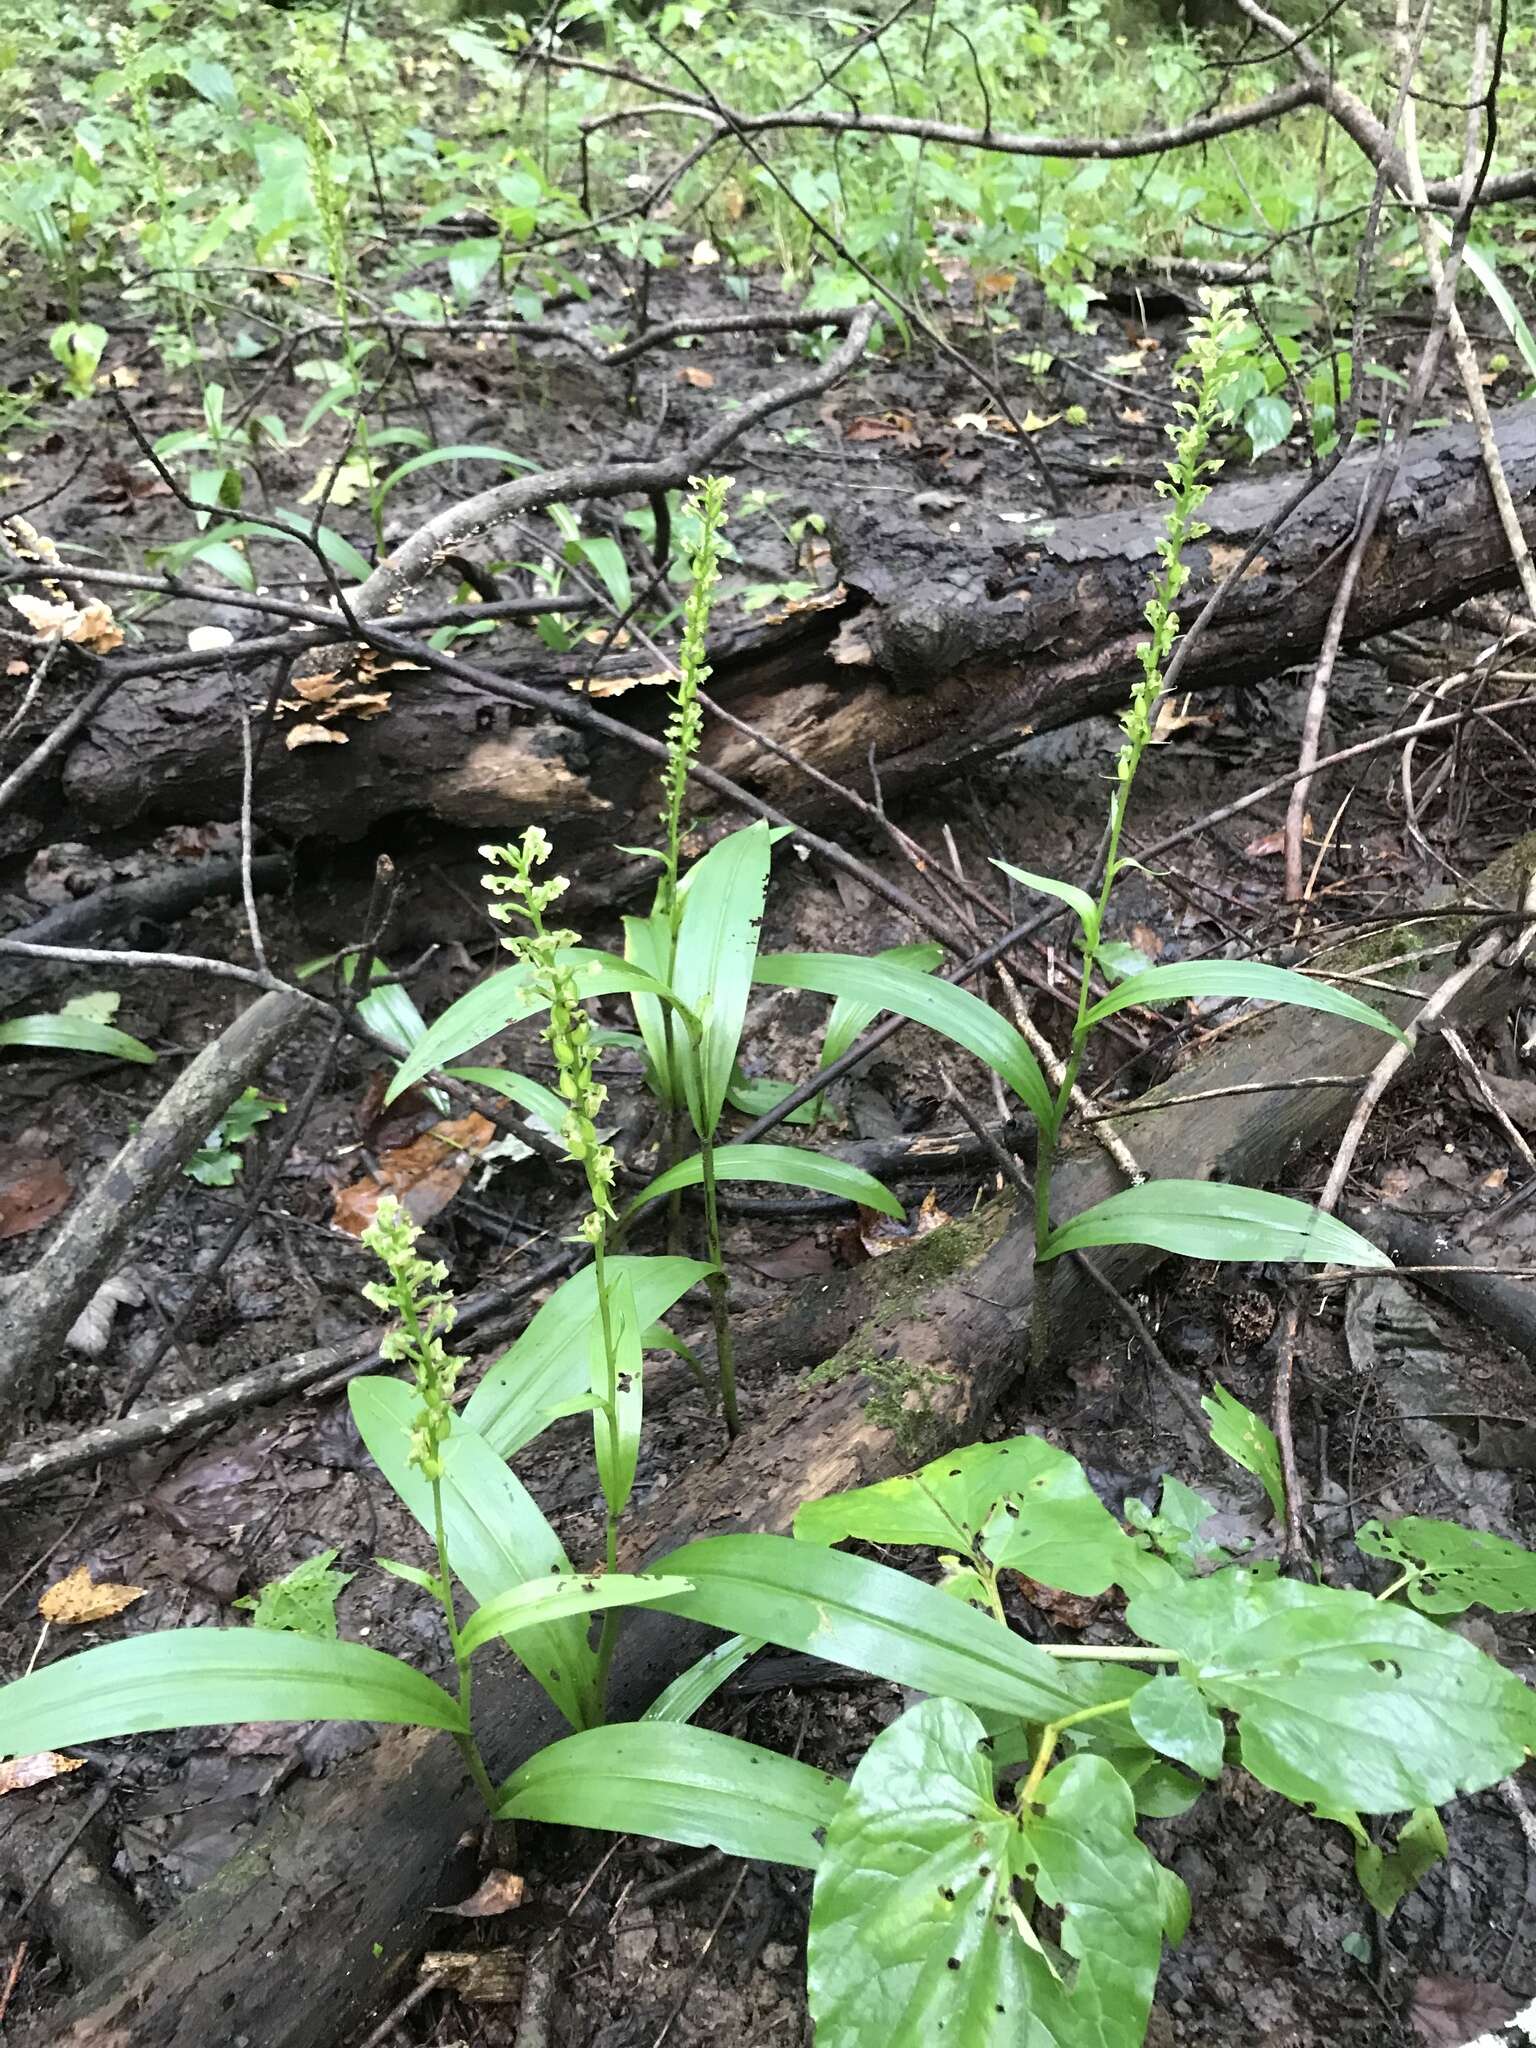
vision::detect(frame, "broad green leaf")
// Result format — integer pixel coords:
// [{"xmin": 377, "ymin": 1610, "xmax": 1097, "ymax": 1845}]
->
[
  {"xmin": 725, "ymin": 1067, "xmax": 816, "ymax": 1125},
  {"xmin": 0, "ymin": 1629, "xmax": 462, "ymax": 1757},
  {"xmin": 0, "ymin": 1012, "xmax": 156, "ymax": 1064},
  {"xmin": 754, "ymin": 952, "xmax": 1054, "ymax": 1132},
  {"xmin": 1352, "ymin": 1804, "xmax": 1447, "ymax": 1919},
  {"xmin": 1128, "ymin": 1673, "xmax": 1225, "ymax": 1780},
  {"xmin": 497, "ymin": 1721, "xmax": 843, "ymax": 1868},
  {"xmin": 349, "ymin": 1378, "xmax": 598, "ymax": 1728},
  {"xmin": 672, "ymin": 822, "xmax": 773, "ymax": 1139},
  {"xmin": 464, "ymin": 1256, "xmax": 713, "ymax": 1457},
  {"xmin": 578, "ymin": 532, "xmax": 632, "ymax": 613},
  {"xmin": 234, "ymin": 1550, "xmax": 351, "ymax": 1639},
  {"xmin": 182, "ymin": 58, "xmax": 238, "ymax": 110},
  {"xmin": 793, "ymin": 1434, "xmax": 1149, "ymax": 1597},
  {"xmin": 590, "ymin": 1270, "xmax": 643, "ymax": 1520},
  {"xmin": 1041, "ymin": 1180, "xmax": 1391, "ymax": 1270},
  {"xmin": 459, "ymin": 1572, "xmax": 690, "ymax": 1660},
  {"xmin": 808, "ymin": 1699, "xmax": 1164, "ymax": 2048},
  {"xmin": 1202, "ymin": 1382, "xmax": 1286, "ymax": 1523},
  {"xmin": 1080, "ymin": 961, "xmax": 1403, "ymax": 1040},
  {"xmin": 1356, "ymin": 1516, "xmax": 1536, "ymax": 1615},
  {"xmin": 647, "ymin": 1533, "xmax": 1093, "ymax": 1723},
  {"xmin": 991, "ymin": 859, "xmax": 1098, "ymax": 933},
  {"xmin": 446, "ymin": 1064, "xmax": 566, "ymax": 1136},
  {"xmin": 622, "ymin": 909, "xmax": 680, "ymax": 1107},
  {"xmin": 386, "ymin": 951, "xmax": 678, "ymax": 1104},
  {"xmin": 1243, "ymin": 392, "xmax": 1294, "ymax": 458},
  {"xmin": 1127, "ymin": 1569, "xmax": 1536, "ymax": 1813},
  {"xmin": 643, "ymin": 1634, "xmax": 760, "ymax": 1723},
  {"xmin": 625, "ymin": 1143, "xmax": 903, "ymax": 1222},
  {"xmin": 374, "ymin": 444, "xmax": 534, "ymax": 510}
]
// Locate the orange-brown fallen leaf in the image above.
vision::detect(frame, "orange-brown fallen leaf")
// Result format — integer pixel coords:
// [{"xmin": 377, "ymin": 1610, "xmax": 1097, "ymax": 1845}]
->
[
  {"xmin": 332, "ymin": 1112, "xmax": 496, "ymax": 1235},
  {"xmin": 39, "ymin": 1564, "xmax": 145, "ymax": 1626},
  {"xmin": 435, "ymin": 1869, "xmax": 526, "ymax": 1918},
  {"xmin": 0, "ymin": 1154, "xmax": 72, "ymax": 1241},
  {"xmin": 860, "ymin": 1188, "xmax": 950, "ymax": 1260},
  {"xmin": 677, "ymin": 365, "xmax": 715, "ymax": 389},
  {"xmin": 0, "ymin": 1752, "xmax": 84, "ymax": 1797}
]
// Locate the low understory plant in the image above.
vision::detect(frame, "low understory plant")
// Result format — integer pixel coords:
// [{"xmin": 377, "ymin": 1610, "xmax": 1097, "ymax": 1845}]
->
[{"xmin": 0, "ymin": 297, "xmax": 1494, "ymax": 2044}]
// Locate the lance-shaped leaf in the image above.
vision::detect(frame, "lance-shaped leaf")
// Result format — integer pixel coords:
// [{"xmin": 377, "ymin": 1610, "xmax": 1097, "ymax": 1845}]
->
[
  {"xmin": 386, "ymin": 950, "xmax": 678, "ymax": 1104},
  {"xmin": 671, "ymin": 821, "xmax": 773, "ymax": 1138},
  {"xmin": 1202, "ymin": 1382, "xmax": 1286, "ymax": 1524},
  {"xmin": 793, "ymin": 1434, "xmax": 1150, "ymax": 1596},
  {"xmin": 624, "ymin": 1143, "xmax": 903, "ymax": 1223},
  {"xmin": 646, "ymin": 1534, "xmax": 1093, "ymax": 1723},
  {"xmin": 643, "ymin": 1635, "xmax": 760, "ymax": 1724},
  {"xmin": 349, "ymin": 1379, "xmax": 598, "ymax": 1729},
  {"xmin": 590, "ymin": 1269, "xmax": 643, "ymax": 1521},
  {"xmin": 463, "ymin": 1256, "xmax": 713, "ymax": 1457},
  {"xmin": 0, "ymin": 1629, "xmax": 463, "ymax": 1757},
  {"xmin": 497, "ymin": 1722, "xmax": 843, "ymax": 1868},
  {"xmin": 0, "ymin": 1013, "xmax": 156, "ymax": 1064},
  {"xmin": 753, "ymin": 953, "xmax": 1054, "ymax": 1133},
  {"xmin": 622, "ymin": 908, "xmax": 680, "ymax": 1107},
  {"xmin": 1356, "ymin": 1516, "xmax": 1536, "ymax": 1615},
  {"xmin": 1080, "ymin": 960, "xmax": 1405, "ymax": 1039},
  {"xmin": 459, "ymin": 1573, "xmax": 690, "ymax": 1660},
  {"xmin": 1040, "ymin": 1181, "xmax": 1391, "ymax": 1269},
  {"xmin": 1126, "ymin": 1569, "xmax": 1536, "ymax": 1813},
  {"xmin": 445, "ymin": 1064, "xmax": 567, "ymax": 1135},
  {"xmin": 807, "ymin": 1698, "xmax": 1165, "ymax": 2048},
  {"xmin": 991, "ymin": 859, "xmax": 1098, "ymax": 935}
]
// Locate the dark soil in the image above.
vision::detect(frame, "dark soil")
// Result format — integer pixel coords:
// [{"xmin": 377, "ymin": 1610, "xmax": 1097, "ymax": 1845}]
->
[{"xmin": 3, "ymin": 263, "xmax": 1535, "ymax": 2048}]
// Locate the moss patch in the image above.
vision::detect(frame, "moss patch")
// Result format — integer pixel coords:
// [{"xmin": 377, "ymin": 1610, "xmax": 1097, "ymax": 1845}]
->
[{"xmin": 862, "ymin": 1357, "xmax": 957, "ymax": 1462}]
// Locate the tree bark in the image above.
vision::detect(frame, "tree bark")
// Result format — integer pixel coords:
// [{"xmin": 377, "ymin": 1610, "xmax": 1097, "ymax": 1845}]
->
[
  {"xmin": 60, "ymin": 403, "xmax": 1536, "ymax": 855},
  {"xmin": 27, "ymin": 832, "xmax": 1536, "ymax": 2048}
]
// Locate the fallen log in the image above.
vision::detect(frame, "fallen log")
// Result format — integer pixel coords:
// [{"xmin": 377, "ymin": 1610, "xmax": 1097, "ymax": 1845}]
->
[
  {"xmin": 28, "ymin": 831, "xmax": 1536, "ymax": 2048},
  {"xmin": 60, "ymin": 402, "xmax": 1536, "ymax": 855}
]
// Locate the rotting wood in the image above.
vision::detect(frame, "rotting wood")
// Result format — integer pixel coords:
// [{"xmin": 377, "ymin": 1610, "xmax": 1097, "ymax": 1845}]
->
[
  {"xmin": 57, "ymin": 403, "xmax": 1536, "ymax": 858},
  {"xmin": 26, "ymin": 833, "xmax": 1536, "ymax": 2048}
]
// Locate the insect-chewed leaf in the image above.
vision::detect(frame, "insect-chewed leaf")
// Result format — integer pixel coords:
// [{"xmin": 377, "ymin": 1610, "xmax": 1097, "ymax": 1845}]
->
[
  {"xmin": 645, "ymin": 1533, "xmax": 1093, "ymax": 1723},
  {"xmin": 793, "ymin": 1435, "xmax": 1152, "ymax": 1596},
  {"xmin": 1126, "ymin": 1569, "xmax": 1536, "ymax": 1814},
  {"xmin": 350, "ymin": 1378, "xmax": 599, "ymax": 1730},
  {"xmin": 1040, "ymin": 1181, "xmax": 1391, "ymax": 1270},
  {"xmin": 463, "ymin": 1256, "xmax": 713, "ymax": 1458},
  {"xmin": 625, "ymin": 1143, "xmax": 903, "ymax": 1221},
  {"xmin": 753, "ymin": 952, "xmax": 1054, "ymax": 1133},
  {"xmin": 1127, "ymin": 1673, "xmax": 1226, "ymax": 1780},
  {"xmin": 0, "ymin": 1629, "xmax": 464, "ymax": 1758},
  {"xmin": 671, "ymin": 821, "xmax": 773, "ymax": 1139},
  {"xmin": 1202, "ymin": 1382, "xmax": 1286, "ymax": 1524},
  {"xmin": 497, "ymin": 1721, "xmax": 843, "ymax": 1868},
  {"xmin": 1356, "ymin": 1516, "xmax": 1536, "ymax": 1615},
  {"xmin": 807, "ymin": 1698, "xmax": 1165, "ymax": 2048},
  {"xmin": 1080, "ymin": 960, "xmax": 1405, "ymax": 1039}
]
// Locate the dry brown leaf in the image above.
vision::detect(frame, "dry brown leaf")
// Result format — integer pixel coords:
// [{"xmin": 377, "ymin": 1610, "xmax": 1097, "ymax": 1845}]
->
[
  {"xmin": 977, "ymin": 271, "xmax": 1016, "ymax": 296},
  {"xmin": 1243, "ymin": 828, "xmax": 1285, "ymax": 859},
  {"xmin": 0, "ymin": 1751, "xmax": 85, "ymax": 1797},
  {"xmin": 1409, "ymin": 1974, "xmax": 1520, "ymax": 2045},
  {"xmin": 6, "ymin": 657, "xmax": 29, "ymax": 676},
  {"xmin": 568, "ymin": 669, "xmax": 671, "ymax": 699},
  {"xmin": 9, "ymin": 594, "xmax": 123, "ymax": 653},
  {"xmin": 435, "ymin": 1869, "xmax": 526, "ymax": 1918},
  {"xmin": 845, "ymin": 411, "xmax": 917, "ymax": 446},
  {"xmin": 285, "ymin": 722, "xmax": 349, "ymax": 750},
  {"xmin": 0, "ymin": 1153, "xmax": 72, "ymax": 1241},
  {"xmin": 108, "ymin": 364, "xmax": 141, "ymax": 390},
  {"xmin": 40, "ymin": 1563, "xmax": 146, "ymax": 1626},
  {"xmin": 677, "ymin": 365, "xmax": 715, "ymax": 389},
  {"xmin": 1129, "ymin": 923, "xmax": 1164, "ymax": 962},
  {"xmin": 332, "ymin": 1113, "xmax": 496, "ymax": 1236},
  {"xmin": 1149, "ymin": 694, "xmax": 1217, "ymax": 742},
  {"xmin": 1120, "ymin": 406, "xmax": 1147, "ymax": 425},
  {"xmin": 861, "ymin": 1187, "xmax": 950, "ymax": 1259}
]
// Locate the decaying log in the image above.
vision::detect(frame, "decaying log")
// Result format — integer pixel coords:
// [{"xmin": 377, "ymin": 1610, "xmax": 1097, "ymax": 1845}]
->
[
  {"xmin": 60, "ymin": 403, "xmax": 1536, "ymax": 855},
  {"xmin": 28, "ymin": 833, "xmax": 1536, "ymax": 2048}
]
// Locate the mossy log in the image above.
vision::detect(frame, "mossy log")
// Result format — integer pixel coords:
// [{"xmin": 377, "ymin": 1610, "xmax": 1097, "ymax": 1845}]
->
[
  {"xmin": 31, "ymin": 835, "xmax": 1535, "ymax": 2048},
  {"xmin": 59, "ymin": 402, "xmax": 1536, "ymax": 858}
]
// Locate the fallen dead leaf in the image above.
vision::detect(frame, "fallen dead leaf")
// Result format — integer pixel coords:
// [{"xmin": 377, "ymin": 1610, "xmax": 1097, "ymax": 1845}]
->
[
  {"xmin": 1119, "ymin": 406, "xmax": 1147, "ymax": 425},
  {"xmin": 9, "ymin": 594, "xmax": 123, "ymax": 653},
  {"xmin": 845, "ymin": 411, "xmax": 918, "ymax": 447},
  {"xmin": 860, "ymin": 1188, "xmax": 950, "ymax": 1260},
  {"xmin": 1013, "ymin": 1577, "xmax": 1103, "ymax": 1631},
  {"xmin": 0, "ymin": 1154, "xmax": 72, "ymax": 1241},
  {"xmin": 977, "ymin": 270, "xmax": 1016, "ymax": 296},
  {"xmin": 0, "ymin": 1752, "xmax": 84, "ymax": 1797},
  {"xmin": 1243, "ymin": 827, "xmax": 1286, "ymax": 859},
  {"xmin": 285, "ymin": 723, "xmax": 348, "ymax": 750},
  {"xmin": 332, "ymin": 1113, "xmax": 496, "ymax": 1235},
  {"xmin": 568, "ymin": 669, "xmax": 671, "ymax": 699},
  {"xmin": 108, "ymin": 364, "xmax": 141, "ymax": 390},
  {"xmin": 677, "ymin": 365, "xmax": 715, "ymax": 389},
  {"xmin": 1149, "ymin": 694, "xmax": 1218, "ymax": 742},
  {"xmin": 7, "ymin": 657, "xmax": 30, "ymax": 676},
  {"xmin": 434, "ymin": 1869, "xmax": 526, "ymax": 1918},
  {"xmin": 690, "ymin": 239, "xmax": 720, "ymax": 267},
  {"xmin": 1409, "ymin": 1974, "xmax": 1521, "ymax": 2045},
  {"xmin": 40, "ymin": 1563, "xmax": 146, "ymax": 1626},
  {"xmin": 1129, "ymin": 923, "xmax": 1164, "ymax": 962}
]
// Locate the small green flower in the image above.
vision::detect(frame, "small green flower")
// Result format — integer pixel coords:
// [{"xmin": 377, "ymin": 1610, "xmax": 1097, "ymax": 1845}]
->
[{"xmin": 361, "ymin": 1195, "xmax": 462, "ymax": 1479}]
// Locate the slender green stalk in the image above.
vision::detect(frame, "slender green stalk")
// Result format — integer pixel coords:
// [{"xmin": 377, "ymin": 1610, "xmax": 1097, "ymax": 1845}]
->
[
  {"xmin": 1029, "ymin": 291, "xmax": 1247, "ymax": 1373},
  {"xmin": 1017, "ymin": 1695, "xmax": 1136, "ymax": 1809},
  {"xmin": 698, "ymin": 1136, "xmax": 740, "ymax": 1436}
]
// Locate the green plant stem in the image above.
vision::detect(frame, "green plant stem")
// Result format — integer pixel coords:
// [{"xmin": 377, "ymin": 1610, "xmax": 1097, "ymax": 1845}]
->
[
  {"xmin": 590, "ymin": 1229, "xmax": 626, "ymax": 1706},
  {"xmin": 698, "ymin": 1133, "xmax": 740, "ymax": 1437},
  {"xmin": 1375, "ymin": 1566, "xmax": 1417, "ymax": 1603},
  {"xmin": 1017, "ymin": 1695, "xmax": 1135, "ymax": 1809},
  {"xmin": 430, "ymin": 1477, "xmax": 499, "ymax": 1813}
]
